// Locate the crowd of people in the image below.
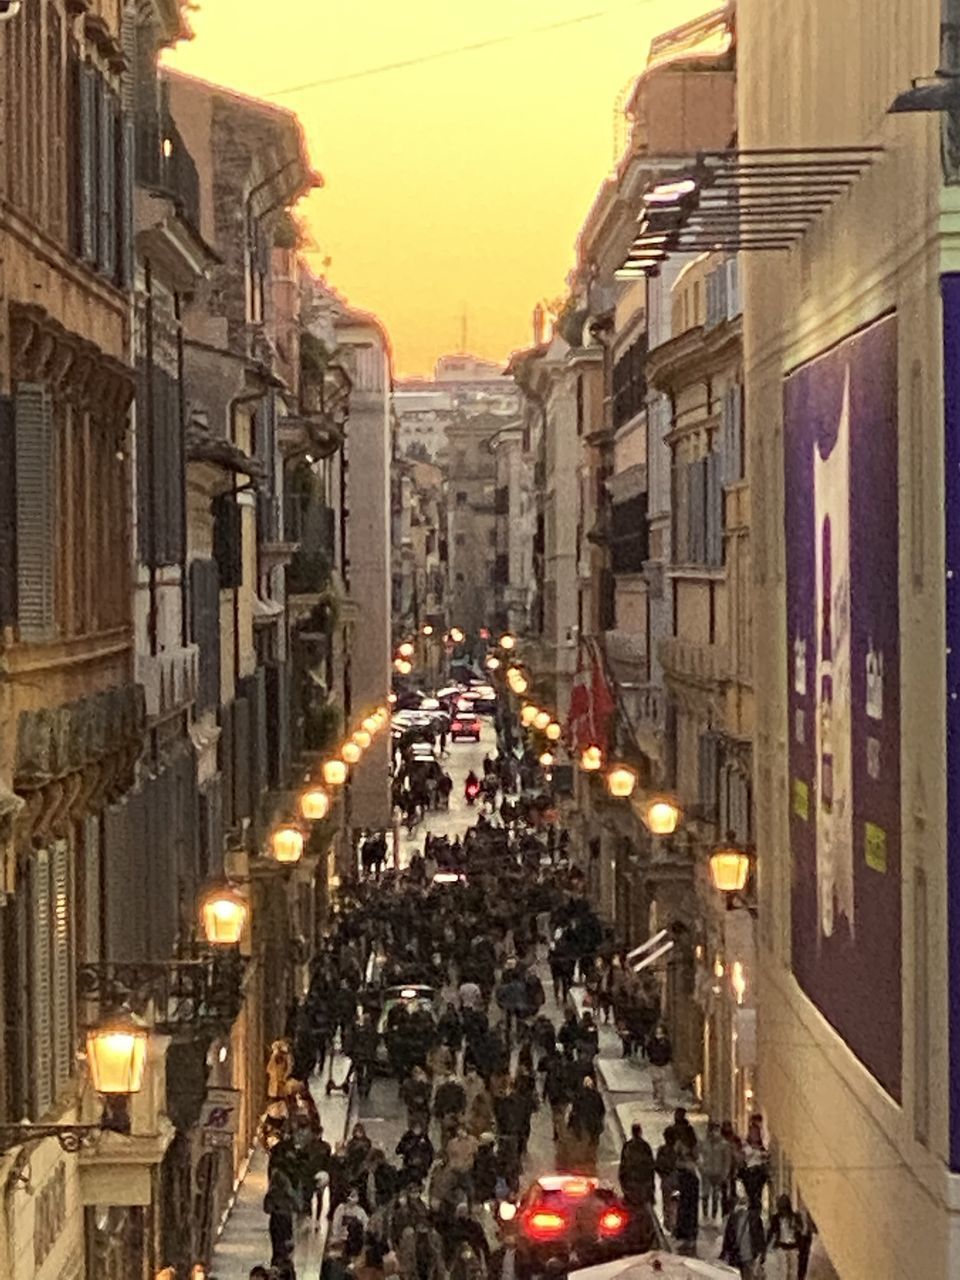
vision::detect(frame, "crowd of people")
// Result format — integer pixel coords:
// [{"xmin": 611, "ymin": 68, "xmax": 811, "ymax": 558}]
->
[{"xmin": 229, "ymin": 745, "xmax": 817, "ymax": 1280}]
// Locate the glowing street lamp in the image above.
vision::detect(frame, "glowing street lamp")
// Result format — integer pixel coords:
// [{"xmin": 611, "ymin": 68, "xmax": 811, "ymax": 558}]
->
[
  {"xmin": 605, "ymin": 764, "xmax": 638, "ymax": 799},
  {"xmin": 580, "ymin": 745, "xmax": 603, "ymax": 772},
  {"xmin": 449, "ymin": 627, "xmax": 465, "ymax": 644},
  {"xmin": 362, "ymin": 715, "xmax": 379, "ymax": 735},
  {"xmin": 499, "ymin": 633, "xmax": 516, "ymax": 651},
  {"xmin": 300, "ymin": 786, "xmax": 331, "ymax": 821},
  {"xmin": 641, "ymin": 794, "xmax": 682, "ymax": 836},
  {"xmin": 545, "ymin": 721, "xmax": 562, "ymax": 742},
  {"xmin": 539, "ymin": 751, "xmax": 554, "ymax": 768},
  {"xmin": 709, "ymin": 843, "xmax": 752, "ymax": 894},
  {"xmin": 533, "ymin": 711, "xmax": 551, "ymax": 732},
  {"xmin": 394, "ymin": 658, "xmax": 412, "ymax": 675},
  {"xmin": 200, "ymin": 885, "xmax": 247, "ymax": 946},
  {"xmin": 322, "ymin": 758, "xmax": 349, "ymax": 787},
  {"xmin": 397, "ymin": 642, "xmax": 415, "ymax": 659},
  {"xmin": 86, "ymin": 1013, "xmax": 148, "ymax": 1097},
  {"xmin": 520, "ymin": 705, "xmax": 539, "ymax": 728},
  {"xmin": 341, "ymin": 741, "xmax": 362, "ymax": 765},
  {"xmin": 421, "ymin": 624, "xmax": 434, "ymax": 636},
  {"xmin": 353, "ymin": 728, "xmax": 372, "ymax": 751},
  {"xmin": 270, "ymin": 825, "xmax": 305, "ymax": 865},
  {"xmin": 486, "ymin": 655, "xmax": 501, "ymax": 671}
]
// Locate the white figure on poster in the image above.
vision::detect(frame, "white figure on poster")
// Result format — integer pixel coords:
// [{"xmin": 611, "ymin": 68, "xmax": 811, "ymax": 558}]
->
[{"xmin": 813, "ymin": 366, "xmax": 854, "ymax": 939}]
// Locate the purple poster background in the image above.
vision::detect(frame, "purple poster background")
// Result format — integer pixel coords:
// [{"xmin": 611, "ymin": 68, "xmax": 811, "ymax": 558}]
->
[{"xmin": 784, "ymin": 314, "xmax": 902, "ymax": 1100}]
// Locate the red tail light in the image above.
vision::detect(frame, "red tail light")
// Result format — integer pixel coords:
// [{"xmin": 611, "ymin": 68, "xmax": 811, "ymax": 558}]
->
[
  {"xmin": 598, "ymin": 1207, "xmax": 628, "ymax": 1237},
  {"xmin": 522, "ymin": 1209, "xmax": 569, "ymax": 1242},
  {"xmin": 452, "ymin": 722, "xmax": 463, "ymax": 731}
]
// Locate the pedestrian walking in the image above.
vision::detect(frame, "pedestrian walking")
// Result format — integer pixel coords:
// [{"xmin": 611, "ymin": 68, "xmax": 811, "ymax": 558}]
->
[
  {"xmin": 738, "ymin": 1117, "xmax": 770, "ymax": 1212},
  {"xmin": 767, "ymin": 1193, "xmax": 804, "ymax": 1280},
  {"xmin": 654, "ymin": 1128, "xmax": 679, "ymax": 1236},
  {"xmin": 674, "ymin": 1139, "xmax": 700, "ymax": 1252},
  {"xmin": 647, "ymin": 1024, "xmax": 672, "ymax": 1109},
  {"xmin": 566, "ymin": 1075, "xmax": 606, "ymax": 1174},
  {"xmin": 720, "ymin": 1195, "xmax": 767, "ymax": 1280},
  {"xmin": 618, "ymin": 1122, "xmax": 656, "ymax": 1208},
  {"xmin": 700, "ymin": 1120, "xmax": 734, "ymax": 1222}
]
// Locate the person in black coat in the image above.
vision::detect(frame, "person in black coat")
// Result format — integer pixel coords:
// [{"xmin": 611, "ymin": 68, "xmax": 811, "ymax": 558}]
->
[
  {"xmin": 618, "ymin": 1122, "xmax": 655, "ymax": 1207},
  {"xmin": 397, "ymin": 1121, "xmax": 435, "ymax": 1186},
  {"xmin": 568, "ymin": 1076, "xmax": 606, "ymax": 1143}
]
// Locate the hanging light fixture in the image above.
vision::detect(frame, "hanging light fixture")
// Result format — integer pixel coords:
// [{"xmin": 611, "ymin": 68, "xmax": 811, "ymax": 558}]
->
[
  {"xmin": 86, "ymin": 1013, "xmax": 149, "ymax": 1096},
  {"xmin": 300, "ymin": 786, "xmax": 331, "ymax": 822},
  {"xmin": 499, "ymin": 633, "xmax": 516, "ymax": 651},
  {"xmin": 534, "ymin": 711, "xmax": 551, "ymax": 732},
  {"xmin": 421, "ymin": 624, "xmax": 434, "ymax": 636},
  {"xmin": 520, "ymin": 704, "xmax": 539, "ymax": 727},
  {"xmin": 486, "ymin": 655, "xmax": 501, "ymax": 671},
  {"xmin": 322, "ymin": 758, "xmax": 349, "ymax": 787},
  {"xmin": 341, "ymin": 741, "xmax": 362, "ymax": 765},
  {"xmin": 539, "ymin": 751, "xmax": 554, "ymax": 768},
  {"xmin": 709, "ymin": 843, "xmax": 752, "ymax": 894},
  {"xmin": 545, "ymin": 721, "xmax": 562, "ymax": 742},
  {"xmin": 605, "ymin": 764, "xmax": 638, "ymax": 799},
  {"xmin": 397, "ymin": 642, "xmax": 415, "ymax": 658},
  {"xmin": 449, "ymin": 626, "xmax": 465, "ymax": 643},
  {"xmin": 641, "ymin": 794, "xmax": 682, "ymax": 836},
  {"xmin": 580, "ymin": 745, "xmax": 603, "ymax": 772},
  {"xmin": 270, "ymin": 825, "xmax": 304, "ymax": 864},
  {"xmin": 394, "ymin": 658, "xmax": 413, "ymax": 675},
  {"xmin": 200, "ymin": 885, "xmax": 248, "ymax": 946},
  {"xmin": 353, "ymin": 728, "xmax": 372, "ymax": 751},
  {"xmin": 362, "ymin": 715, "xmax": 379, "ymax": 736}
]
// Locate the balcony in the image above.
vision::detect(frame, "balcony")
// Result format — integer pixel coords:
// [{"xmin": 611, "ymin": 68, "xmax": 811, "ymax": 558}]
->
[
  {"xmin": 136, "ymin": 110, "xmax": 201, "ymax": 235},
  {"xmin": 659, "ymin": 636, "xmax": 729, "ymax": 685},
  {"xmin": 135, "ymin": 645, "xmax": 199, "ymax": 721}
]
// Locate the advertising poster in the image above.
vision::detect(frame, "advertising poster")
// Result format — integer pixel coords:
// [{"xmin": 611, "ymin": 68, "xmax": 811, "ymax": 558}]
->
[{"xmin": 783, "ymin": 314, "xmax": 902, "ymax": 1100}]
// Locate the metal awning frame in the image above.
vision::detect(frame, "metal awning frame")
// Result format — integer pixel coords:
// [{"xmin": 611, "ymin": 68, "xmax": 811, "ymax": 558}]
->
[{"xmin": 618, "ymin": 145, "xmax": 884, "ymax": 276}]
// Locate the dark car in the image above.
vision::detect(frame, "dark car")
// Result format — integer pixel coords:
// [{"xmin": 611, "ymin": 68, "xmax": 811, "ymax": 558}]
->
[
  {"xmin": 500, "ymin": 1175, "xmax": 652, "ymax": 1280},
  {"xmin": 450, "ymin": 710, "xmax": 482, "ymax": 741}
]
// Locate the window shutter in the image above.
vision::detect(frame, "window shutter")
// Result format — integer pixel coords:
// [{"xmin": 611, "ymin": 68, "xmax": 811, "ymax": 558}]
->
[
  {"xmin": 726, "ymin": 257, "xmax": 741, "ymax": 318},
  {"xmin": 50, "ymin": 838, "xmax": 73, "ymax": 1098},
  {"xmin": 706, "ymin": 451, "xmax": 724, "ymax": 567},
  {"xmin": 118, "ymin": 113, "xmax": 135, "ymax": 287},
  {"xmin": 0, "ymin": 396, "xmax": 17, "ymax": 625},
  {"xmin": 15, "ymin": 383, "xmax": 56, "ymax": 640},
  {"xmin": 732, "ymin": 384, "xmax": 743, "ymax": 483},
  {"xmin": 98, "ymin": 82, "xmax": 117, "ymax": 278},
  {"xmin": 190, "ymin": 558, "xmax": 221, "ymax": 712},
  {"xmin": 30, "ymin": 849, "xmax": 53, "ymax": 1118},
  {"xmin": 80, "ymin": 64, "xmax": 97, "ymax": 262},
  {"xmin": 687, "ymin": 458, "xmax": 706, "ymax": 564},
  {"xmin": 213, "ymin": 493, "xmax": 242, "ymax": 588},
  {"xmin": 698, "ymin": 732, "xmax": 719, "ymax": 819}
]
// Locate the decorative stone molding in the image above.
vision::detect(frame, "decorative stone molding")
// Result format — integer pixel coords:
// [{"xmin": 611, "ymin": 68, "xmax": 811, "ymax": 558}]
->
[{"xmin": 11, "ymin": 305, "xmax": 135, "ymax": 432}]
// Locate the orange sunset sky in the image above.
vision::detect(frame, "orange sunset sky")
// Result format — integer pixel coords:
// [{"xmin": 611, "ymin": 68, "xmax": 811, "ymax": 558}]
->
[{"xmin": 167, "ymin": 0, "xmax": 708, "ymax": 377}]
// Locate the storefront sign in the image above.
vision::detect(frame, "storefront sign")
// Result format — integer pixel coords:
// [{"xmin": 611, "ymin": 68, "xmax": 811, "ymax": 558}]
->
[
  {"xmin": 200, "ymin": 1087, "xmax": 241, "ymax": 1149},
  {"xmin": 783, "ymin": 314, "xmax": 902, "ymax": 1101}
]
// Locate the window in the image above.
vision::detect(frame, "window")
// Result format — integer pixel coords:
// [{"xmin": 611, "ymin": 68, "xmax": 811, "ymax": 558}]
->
[
  {"xmin": 720, "ymin": 385, "xmax": 745, "ymax": 485},
  {"xmin": 14, "ymin": 384, "xmax": 56, "ymax": 640},
  {"xmin": 676, "ymin": 451, "xmax": 723, "ymax": 568},
  {"xmin": 456, "ymin": 491, "xmax": 467, "ymax": 506},
  {"xmin": 213, "ymin": 493, "xmax": 243, "ymax": 588},
  {"xmin": 612, "ymin": 336, "xmax": 647, "ymax": 430},
  {"xmin": 697, "ymin": 731, "xmax": 719, "ymax": 819}
]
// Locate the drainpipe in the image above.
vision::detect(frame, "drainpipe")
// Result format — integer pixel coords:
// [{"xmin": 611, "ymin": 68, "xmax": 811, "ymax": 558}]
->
[
  {"xmin": 175, "ymin": 292, "xmax": 189, "ymax": 648},
  {"xmin": 145, "ymin": 259, "xmax": 158, "ymax": 656},
  {"xmin": 227, "ymin": 389, "xmax": 264, "ymax": 690}
]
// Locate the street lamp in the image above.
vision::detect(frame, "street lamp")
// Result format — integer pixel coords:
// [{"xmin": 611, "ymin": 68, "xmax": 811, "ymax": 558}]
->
[
  {"xmin": 605, "ymin": 764, "xmax": 638, "ymax": 799},
  {"xmin": 86, "ymin": 1013, "xmax": 149, "ymax": 1098},
  {"xmin": 362, "ymin": 715, "xmax": 379, "ymax": 735},
  {"xmin": 520, "ymin": 704, "xmax": 539, "ymax": 728},
  {"xmin": 486, "ymin": 655, "xmax": 501, "ymax": 671},
  {"xmin": 499, "ymin": 633, "xmax": 516, "ymax": 651},
  {"xmin": 533, "ymin": 710, "xmax": 551, "ymax": 732},
  {"xmin": 450, "ymin": 626, "xmax": 465, "ymax": 644},
  {"xmin": 322, "ymin": 758, "xmax": 349, "ymax": 787},
  {"xmin": 199, "ymin": 885, "xmax": 247, "ymax": 946},
  {"xmin": 421, "ymin": 624, "xmax": 434, "ymax": 636},
  {"xmin": 341, "ymin": 741, "xmax": 362, "ymax": 765},
  {"xmin": 709, "ymin": 842, "xmax": 752, "ymax": 894},
  {"xmin": 545, "ymin": 721, "xmax": 562, "ymax": 742},
  {"xmin": 640, "ymin": 794, "xmax": 682, "ymax": 836},
  {"xmin": 397, "ymin": 642, "xmax": 415, "ymax": 659},
  {"xmin": 353, "ymin": 728, "xmax": 372, "ymax": 751},
  {"xmin": 394, "ymin": 658, "xmax": 412, "ymax": 675},
  {"xmin": 580, "ymin": 745, "xmax": 603, "ymax": 772},
  {"xmin": 300, "ymin": 786, "xmax": 331, "ymax": 821},
  {"xmin": 539, "ymin": 751, "xmax": 554, "ymax": 768},
  {"xmin": 270, "ymin": 825, "xmax": 305, "ymax": 865}
]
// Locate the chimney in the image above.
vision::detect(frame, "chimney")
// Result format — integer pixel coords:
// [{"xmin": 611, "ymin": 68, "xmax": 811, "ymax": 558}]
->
[{"xmin": 532, "ymin": 303, "xmax": 545, "ymax": 347}]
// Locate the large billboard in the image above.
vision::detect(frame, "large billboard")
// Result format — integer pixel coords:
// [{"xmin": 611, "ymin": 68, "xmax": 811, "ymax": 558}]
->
[{"xmin": 784, "ymin": 314, "xmax": 901, "ymax": 1100}]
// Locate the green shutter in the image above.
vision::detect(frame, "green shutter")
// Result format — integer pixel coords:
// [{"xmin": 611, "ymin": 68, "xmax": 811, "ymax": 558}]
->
[
  {"xmin": 15, "ymin": 383, "xmax": 56, "ymax": 640},
  {"xmin": 30, "ymin": 849, "xmax": 53, "ymax": 1118}
]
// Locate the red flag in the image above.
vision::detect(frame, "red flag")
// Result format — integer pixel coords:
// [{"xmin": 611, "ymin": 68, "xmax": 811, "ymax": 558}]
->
[{"xmin": 566, "ymin": 642, "xmax": 616, "ymax": 753}]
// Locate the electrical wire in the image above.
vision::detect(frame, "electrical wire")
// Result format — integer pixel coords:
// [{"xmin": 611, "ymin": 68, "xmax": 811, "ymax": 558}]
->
[{"xmin": 263, "ymin": 0, "xmax": 666, "ymax": 98}]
